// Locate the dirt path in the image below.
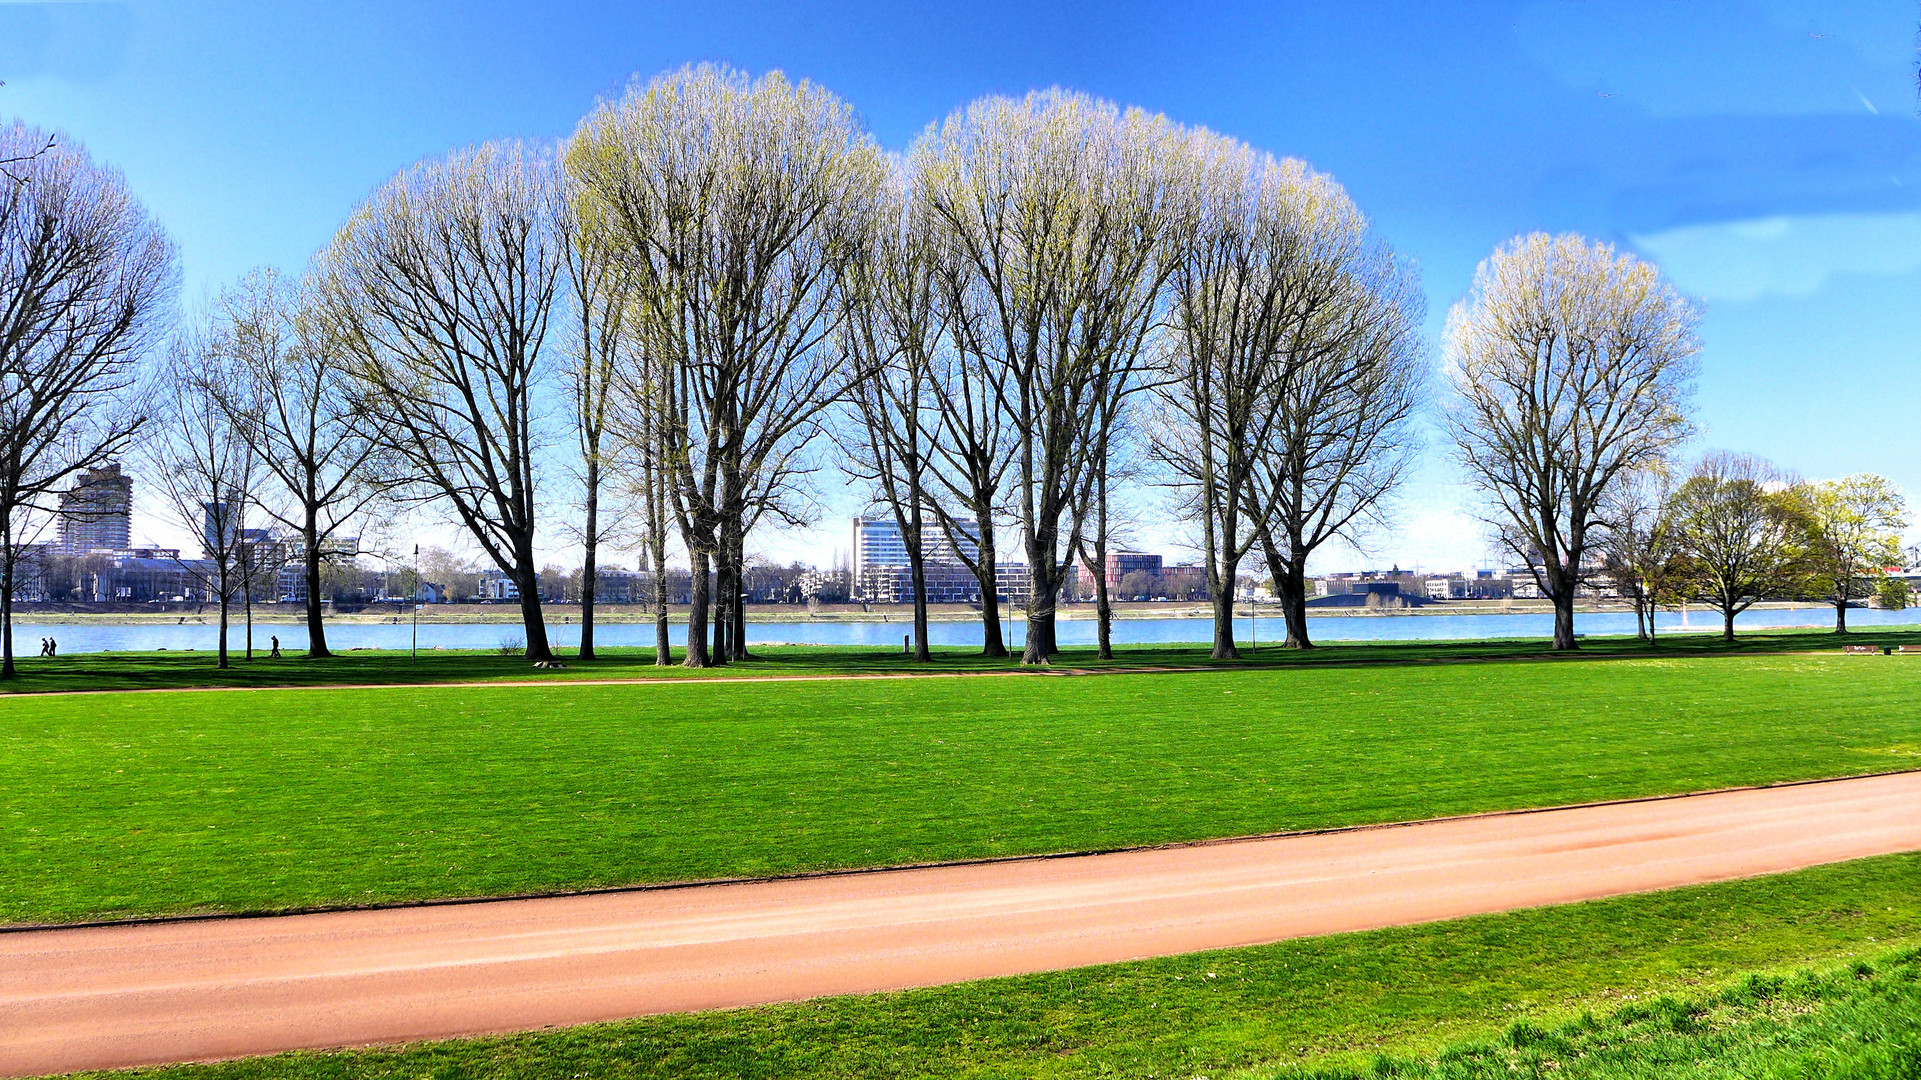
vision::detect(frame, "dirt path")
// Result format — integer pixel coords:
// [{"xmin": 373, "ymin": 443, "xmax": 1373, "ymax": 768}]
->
[{"xmin": 5, "ymin": 771, "xmax": 1919, "ymax": 1077}]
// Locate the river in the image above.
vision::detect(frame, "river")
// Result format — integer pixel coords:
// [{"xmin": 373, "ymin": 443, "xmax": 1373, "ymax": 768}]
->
[{"xmin": 10, "ymin": 605, "xmax": 1918, "ymax": 654}]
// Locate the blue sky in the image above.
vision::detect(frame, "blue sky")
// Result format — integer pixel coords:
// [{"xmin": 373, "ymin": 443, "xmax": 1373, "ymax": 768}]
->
[{"xmin": 2, "ymin": 0, "xmax": 1917, "ymax": 572}]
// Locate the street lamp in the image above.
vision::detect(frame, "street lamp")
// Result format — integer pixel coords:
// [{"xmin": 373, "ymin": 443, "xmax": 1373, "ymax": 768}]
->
[{"xmin": 411, "ymin": 543, "xmax": 419, "ymax": 665}]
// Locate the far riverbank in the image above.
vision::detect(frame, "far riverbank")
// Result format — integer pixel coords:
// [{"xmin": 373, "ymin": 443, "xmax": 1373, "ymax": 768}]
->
[{"xmin": 0, "ymin": 598, "xmax": 1854, "ymax": 627}]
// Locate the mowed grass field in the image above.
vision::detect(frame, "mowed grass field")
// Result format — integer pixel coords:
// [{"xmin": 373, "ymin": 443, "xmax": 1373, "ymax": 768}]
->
[{"xmin": 3, "ymin": 643, "xmax": 1919, "ymax": 924}]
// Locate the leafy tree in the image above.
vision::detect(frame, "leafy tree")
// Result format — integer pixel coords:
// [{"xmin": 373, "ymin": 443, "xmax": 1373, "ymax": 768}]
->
[
  {"xmin": 1667, "ymin": 453, "xmax": 1815, "ymax": 642},
  {"xmin": 1876, "ymin": 576, "xmax": 1911, "ymax": 611},
  {"xmin": 1795, "ymin": 473, "xmax": 1907, "ymax": 634}
]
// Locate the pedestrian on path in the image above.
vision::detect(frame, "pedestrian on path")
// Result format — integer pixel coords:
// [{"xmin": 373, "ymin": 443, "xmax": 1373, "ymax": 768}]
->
[{"xmin": 270, "ymin": 635, "xmax": 281, "ymax": 659}]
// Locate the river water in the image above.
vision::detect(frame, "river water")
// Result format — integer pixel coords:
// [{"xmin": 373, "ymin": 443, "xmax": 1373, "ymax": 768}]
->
[{"xmin": 10, "ymin": 605, "xmax": 1919, "ymax": 654}]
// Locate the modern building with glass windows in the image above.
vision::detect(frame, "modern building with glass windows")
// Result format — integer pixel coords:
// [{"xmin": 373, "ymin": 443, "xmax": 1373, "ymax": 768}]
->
[{"xmin": 850, "ymin": 514, "xmax": 1028, "ymax": 603}]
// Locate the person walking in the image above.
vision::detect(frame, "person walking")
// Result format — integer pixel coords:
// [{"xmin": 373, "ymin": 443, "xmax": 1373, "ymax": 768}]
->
[
  {"xmin": 47, "ymin": 638, "xmax": 57, "ymax": 657},
  {"xmin": 270, "ymin": 635, "xmax": 281, "ymax": 659},
  {"xmin": 37, "ymin": 638, "xmax": 47, "ymax": 657}
]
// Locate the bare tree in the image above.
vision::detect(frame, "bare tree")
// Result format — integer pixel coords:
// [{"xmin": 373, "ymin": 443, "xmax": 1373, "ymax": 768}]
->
[
  {"xmin": 611, "ymin": 346, "xmax": 676, "ymax": 664},
  {"xmin": 837, "ymin": 167, "xmax": 944, "ymax": 661},
  {"xmin": 1154, "ymin": 139, "xmax": 1422, "ymax": 655},
  {"xmin": 1599, "ymin": 466, "xmax": 1683, "ymax": 642},
  {"xmin": 208, "ymin": 269, "xmax": 382, "ymax": 659},
  {"xmin": 556, "ymin": 192, "xmax": 633, "ymax": 662},
  {"xmin": 323, "ymin": 141, "xmax": 564, "ymax": 664},
  {"xmin": 920, "ymin": 277, "xmax": 1015, "ymax": 657},
  {"xmin": 146, "ymin": 336, "xmax": 261, "ymax": 669},
  {"xmin": 913, "ymin": 91, "xmax": 1184, "ymax": 664},
  {"xmin": 569, "ymin": 64, "xmax": 885, "ymax": 668},
  {"xmin": 1246, "ymin": 239, "xmax": 1424, "ymax": 650},
  {"xmin": 1667, "ymin": 452, "xmax": 1814, "ymax": 642},
  {"xmin": 0, "ymin": 123, "xmax": 174, "ymax": 675},
  {"xmin": 1796, "ymin": 473, "xmax": 1908, "ymax": 634},
  {"xmin": 1447, "ymin": 233, "xmax": 1701, "ymax": 650}
]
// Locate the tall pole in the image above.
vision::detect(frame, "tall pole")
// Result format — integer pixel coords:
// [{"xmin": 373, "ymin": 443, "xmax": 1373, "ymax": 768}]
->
[
  {"xmin": 412, "ymin": 543, "xmax": 419, "ymax": 665},
  {"xmin": 1249, "ymin": 592, "xmax": 1257, "ymax": 654}
]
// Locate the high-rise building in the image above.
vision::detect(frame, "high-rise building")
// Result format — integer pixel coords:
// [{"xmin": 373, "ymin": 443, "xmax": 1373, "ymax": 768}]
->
[
  {"xmin": 56, "ymin": 464, "xmax": 133, "ymax": 556},
  {"xmin": 850, "ymin": 514, "xmax": 1028, "ymax": 603}
]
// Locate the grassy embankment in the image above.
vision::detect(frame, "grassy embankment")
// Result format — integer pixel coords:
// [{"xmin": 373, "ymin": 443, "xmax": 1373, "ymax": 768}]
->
[
  {"xmin": 49, "ymin": 854, "xmax": 1921, "ymax": 1080},
  {"xmin": 4, "ymin": 640, "xmax": 1918, "ymax": 924}
]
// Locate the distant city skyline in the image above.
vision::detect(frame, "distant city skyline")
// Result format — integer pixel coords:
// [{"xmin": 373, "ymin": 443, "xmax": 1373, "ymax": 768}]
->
[{"xmin": 5, "ymin": 0, "xmax": 1915, "ymax": 574}]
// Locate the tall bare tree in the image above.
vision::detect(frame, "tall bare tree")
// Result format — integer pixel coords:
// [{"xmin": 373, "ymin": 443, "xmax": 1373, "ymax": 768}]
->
[
  {"xmin": 1447, "ymin": 233, "xmax": 1701, "ymax": 650},
  {"xmin": 323, "ymin": 142, "xmax": 564, "ymax": 663},
  {"xmin": 1245, "ymin": 236, "xmax": 1424, "ymax": 650},
  {"xmin": 569, "ymin": 64, "xmax": 885, "ymax": 668},
  {"xmin": 913, "ymin": 91, "xmax": 1184, "ymax": 664},
  {"xmin": 556, "ymin": 192, "xmax": 633, "ymax": 662},
  {"xmin": 920, "ymin": 276, "xmax": 1015, "ymax": 657},
  {"xmin": 837, "ymin": 168, "xmax": 944, "ymax": 661},
  {"xmin": 1796, "ymin": 473, "xmax": 1907, "ymax": 634},
  {"xmin": 1668, "ymin": 452, "xmax": 1813, "ymax": 642},
  {"xmin": 208, "ymin": 269, "xmax": 382, "ymax": 659},
  {"xmin": 1154, "ymin": 138, "xmax": 1422, "ymax": 655},
  {"xmin": 146, "ymin": 335, "xmax": 261, "ymax": 670},
  {"xmin": 0, "ymin": 123, "xmax": 174, "ymax": 675}
]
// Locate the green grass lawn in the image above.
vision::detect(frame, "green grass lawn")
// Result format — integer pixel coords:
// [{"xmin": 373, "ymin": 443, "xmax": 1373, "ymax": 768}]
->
[
  {"xmin": 1, "ymin": 625, "xmax": 1915, "ymax": 694},
  {"xmin": 3, "ymin": 647, "xmax": 1918, "ymax": 924},
  {"xmin": 56, "ymin": 852, "xmax": 1921, "ymax": 1080}
]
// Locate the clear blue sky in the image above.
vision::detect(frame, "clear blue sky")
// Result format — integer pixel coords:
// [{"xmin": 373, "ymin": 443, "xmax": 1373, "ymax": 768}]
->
[{"xmin": 3, "ymin": 0, "xmax": 1917, "ymax": 571}]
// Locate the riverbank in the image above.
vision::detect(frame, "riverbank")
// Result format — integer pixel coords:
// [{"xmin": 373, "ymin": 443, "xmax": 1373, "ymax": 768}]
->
[{"xmin": 0, "ymin": 598, "xmax": 1850, "ymax": 626}]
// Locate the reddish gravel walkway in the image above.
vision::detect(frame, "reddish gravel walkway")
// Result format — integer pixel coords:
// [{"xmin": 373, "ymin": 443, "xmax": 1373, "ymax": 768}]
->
[{"xmin": 3, "ymin": 770, "xmax": 1918, "ymax": 1076}]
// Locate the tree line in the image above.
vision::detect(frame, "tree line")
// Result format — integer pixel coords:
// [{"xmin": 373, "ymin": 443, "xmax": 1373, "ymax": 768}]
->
[{"xmin": 0, "ymin": 66, "xmax": 1906, "ymax": 672}]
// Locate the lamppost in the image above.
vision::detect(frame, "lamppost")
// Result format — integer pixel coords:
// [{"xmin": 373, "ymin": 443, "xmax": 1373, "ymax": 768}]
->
[
  {"xmin": 411, "ymin": 543, "xmax": 419, "ymax": 665},
  {"xmin": 1248, "ymin": 592, "xmax": 1257, "ymax": 653}
]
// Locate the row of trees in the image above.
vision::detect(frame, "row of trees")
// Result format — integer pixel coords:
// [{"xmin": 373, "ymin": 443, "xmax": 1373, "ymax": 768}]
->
[
  {"xmin": 1605, "ymin": 457, "xmax": 1909, "ymax": 642},
  {"xmin": 0, "ymin": 68, "xmax": 1908, "ymax": 673}
]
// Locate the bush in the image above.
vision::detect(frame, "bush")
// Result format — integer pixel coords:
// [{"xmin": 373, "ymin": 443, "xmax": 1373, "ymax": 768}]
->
[{"xmin": 496, "ymin": 635, "xmax": 525, "ymax": 656}]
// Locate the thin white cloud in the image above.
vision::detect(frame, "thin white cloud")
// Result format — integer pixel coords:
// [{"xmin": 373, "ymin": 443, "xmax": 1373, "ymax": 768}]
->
[{"xmin": 1631, "ymin": 210, "xmax": 1921, "ymax": 302}]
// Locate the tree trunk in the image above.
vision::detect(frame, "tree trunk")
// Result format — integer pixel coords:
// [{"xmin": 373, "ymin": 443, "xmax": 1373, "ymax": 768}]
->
[
  {"xmin": 1020, "ymin": 521, "xmax": 1057, "ymax": 666},
  {"xmin": 1723, "ymin": 607, "xmax": 1736, "ymax": 643},
  {"xmin": 1, "ymin": 562, "xmax": 15, "ymax": 679},
  {"xmin": 684, "ymin": 548, "xmax": 712, "ymax": 668},
  {"xmin": 650, "ymin": 497, "xmax": 672, "ymax": 666},
  {"xmin": 1834, "ymin": 586, "xmax": 1849, "ymax": 635},
  {"xmin": 710, "ymin": 548, "xmax": 731, "ymax": 667},
  {"xmin": 514, "ymin": 562, "xmax": 553, "ymax": 662},
  {"xmin": 1094, "ymin": 572, "xmax": 1112, "ymax": 660},
  {"xmin": 907, "ymin": 527, "xmax": 931, "ymax": 663},
  {"xmin": 217, "ymin": 586, "xmax": 231, "ymax": 669},
  {"xmin": 1276, "ymin": 562, "xmax": 1313, "ymax": 649},
  {"xmin": 303, "ymin": 516, "xmax": 330, "ymax": 658},
  {"xmin": 1208, "ymin": 565, "xmax": 1239, "ymax": 661},
  {"xmin": 1092, "ymin": 470, "xmax": 1113, "ymax": 661},
  {"xmin": 974, "ymin": 509, "xmax": 1007, "ymax": 659},
  {"xmin": 579, "ymin": 457, "xmax": 599, "ymax": 661},
  {"xmin": 729, "ymin": 529, "xmax": 748, "ymax": 661},
  {"xmin": 1551, "ymin": 590, "xmax": 1577, "ymax": 650},
  {"xmin": 656, "ymin": 564, "xmax": 672, "ymax": 664}
]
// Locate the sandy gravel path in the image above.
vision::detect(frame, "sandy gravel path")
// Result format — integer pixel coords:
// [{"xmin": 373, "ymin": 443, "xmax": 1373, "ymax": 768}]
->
[{"xmin": 4, "ymin": 770, "xmax": 1918, "ymax": 1076}]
